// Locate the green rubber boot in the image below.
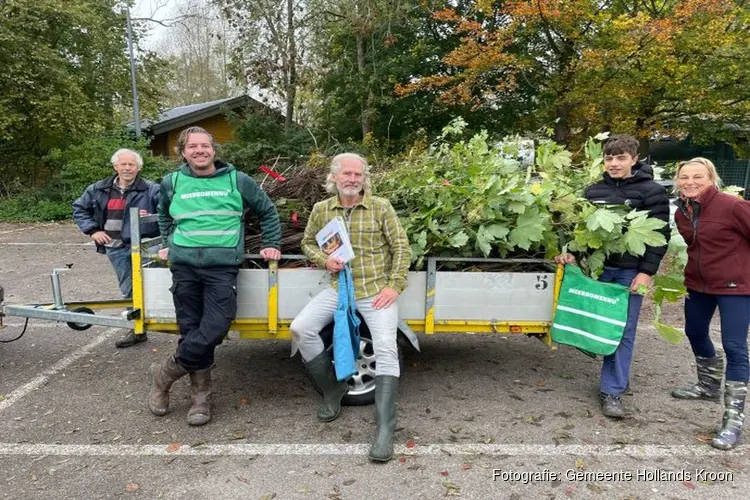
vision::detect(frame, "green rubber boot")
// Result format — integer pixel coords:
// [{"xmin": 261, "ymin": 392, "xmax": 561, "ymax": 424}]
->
[
  {"xmin": 369, "ymin": 376, "xmax": 399, "ymax": 462},
  {"xmin": 305, "ymin": 351, "xmax": 349, "ymax": 422}
]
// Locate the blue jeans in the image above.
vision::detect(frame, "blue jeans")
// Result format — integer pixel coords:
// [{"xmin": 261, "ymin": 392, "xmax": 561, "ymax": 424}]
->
[
  {"xmin": 598, "ymin": 267, "xmax": 644, "ymax": 396},
  {"xmin": 105, "ymin": 245, "xmax": 132, "ymax": 298},
  {"xmin": 684, "ymin": 290, "xmax": 750, "ymax": 382}
]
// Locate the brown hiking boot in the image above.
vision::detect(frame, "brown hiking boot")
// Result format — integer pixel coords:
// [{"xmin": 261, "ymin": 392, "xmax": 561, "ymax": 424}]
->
[
  {"xmin": 115, "ymin": 330, "xmax": 147, "ymax": 348},
  {"xmin": 148, "ymin": 356, "xmax": 188, "ymax": 416},
  {"xmin": 187, "ymin": 368, "xmax": 212, "ymax": 426}
]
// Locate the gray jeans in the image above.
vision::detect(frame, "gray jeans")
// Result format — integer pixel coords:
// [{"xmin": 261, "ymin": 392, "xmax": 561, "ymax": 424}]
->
[{"xmin": 290, "ymin": 287, "xmax": 400, "ymax": 377}]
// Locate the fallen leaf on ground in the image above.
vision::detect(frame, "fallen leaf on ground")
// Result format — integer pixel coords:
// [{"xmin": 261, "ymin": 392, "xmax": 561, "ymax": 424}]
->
[
  {"xmin": 406, "ymin": 439, "xmax": 416, "ymax": 448},
  {"xmin": 586, "ymin": 482, "xmax": 602, "ymax": 493},
  {"xmin": 695, "ymin": 434, "xmax": 713, "ymax": 442},
  {"xmin": 460, "ymin": 464, "xmax": 471, "ymax": 471},
  {"xmin": 125, "ymin": 483, "xmax": 139, "ymax": 492},
  {"xmin": 167, "ymin": 442, "xmax": 181, "ymax": 453},
  {"xmin": 238, "ymin": 397, "xmax": 250, "ymax": 406},
  {"xmin": 682, "ymin": 481, "xmax": 696, "ymax": 490},
  {"xmin": 443, "ymin": 480, "xmax": 460, "ymax": 494},
  {"xmin": 440, "ymin": 470, "xmax": 449, "ymax": 476},
  {"xmin": 326, "ymin": 486, "xmax": 342, "ymax": 499}
]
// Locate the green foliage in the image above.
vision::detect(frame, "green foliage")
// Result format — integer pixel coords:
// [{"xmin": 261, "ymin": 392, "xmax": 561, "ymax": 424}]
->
[
  {"xmin": 220, "ymin": 109, "xmax": 314, "ymax": 172},
  {"xmin": 647, "ymin": 230, "xmax": 689, "ymax": 344},
  {"xmin": 0, "ymin": 130, "xmax": 176, "ymax": 222},
  {"xmin": 48, "ymin": 130, "xmax": 175, "ymax": 200},
  {"xmin": 308, "ymin": 0, "xmax": 479, "ymax": 148},
  {"xmin": 374, "ymin": 120, "xmax": 667, "ymax": 271},
  {"xmin": 0, "ymin": 0, "xmax": 168, "ymax": 193},
  {"xmin": 0, "ymin": 193, "xmax": 73, "ymax": 222}
]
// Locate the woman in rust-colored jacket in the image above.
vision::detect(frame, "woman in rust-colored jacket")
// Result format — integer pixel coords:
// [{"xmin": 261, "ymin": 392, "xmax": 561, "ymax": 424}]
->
[{"xmin": 670, "ymin": 157, "xmax": 750, "ymax": 451}]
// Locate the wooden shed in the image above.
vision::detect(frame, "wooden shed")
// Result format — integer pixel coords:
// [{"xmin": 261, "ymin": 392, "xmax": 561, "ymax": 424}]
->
[{"xmin": 146, "ymin": 95, "xmax": 276, "ymax": 158}]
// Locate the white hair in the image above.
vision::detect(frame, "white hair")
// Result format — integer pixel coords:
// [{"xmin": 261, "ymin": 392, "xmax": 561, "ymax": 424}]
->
[
  {"xmin": 110, "ymin": 148, "xmax": 143, "ymax": 168},
  {"xmin": 325, "ymin": 153, "xmax": 371, "ymax": 194}
]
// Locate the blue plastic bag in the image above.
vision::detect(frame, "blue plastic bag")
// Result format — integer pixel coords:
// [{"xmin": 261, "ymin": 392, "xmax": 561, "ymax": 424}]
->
[{"xmin": 333, "ymin": 265, "xmax": 361, "ymax": 381}]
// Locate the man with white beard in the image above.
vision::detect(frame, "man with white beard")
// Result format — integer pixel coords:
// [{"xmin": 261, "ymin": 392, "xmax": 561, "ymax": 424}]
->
[{"xmin": 291, "ymin": 153, "xmax": 410, "ymax": 462}]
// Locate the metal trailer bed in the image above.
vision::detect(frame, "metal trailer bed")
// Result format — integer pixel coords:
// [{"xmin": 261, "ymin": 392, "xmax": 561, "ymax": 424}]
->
[{"xmin": 1, "ymin": 209, "xmax": 563, "ymax": 404}]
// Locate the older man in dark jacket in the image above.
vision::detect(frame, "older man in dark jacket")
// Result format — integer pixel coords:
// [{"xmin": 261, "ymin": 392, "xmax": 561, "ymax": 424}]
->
[
  {"xmin": 556, "ymin": 134, "xmax": 670, "ymax": 418},
  {"xmin": 73, "ymin": 148, "xmax": 160, "ymax": 347}
]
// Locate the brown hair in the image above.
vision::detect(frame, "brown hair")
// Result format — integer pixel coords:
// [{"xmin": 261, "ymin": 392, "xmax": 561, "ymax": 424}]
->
[
  {"xmin": 603, "ymin": 134, "xmax": 639, "ymax": 157},
  {"xmin": 174, "ymin": 126, "xmax": 216, "ymax": 156}
]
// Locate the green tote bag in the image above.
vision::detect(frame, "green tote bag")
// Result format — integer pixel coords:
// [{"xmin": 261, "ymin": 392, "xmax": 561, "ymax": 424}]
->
[{"xmin": 551, "ymin": 265, "xmax": 631, "ymax": 356}]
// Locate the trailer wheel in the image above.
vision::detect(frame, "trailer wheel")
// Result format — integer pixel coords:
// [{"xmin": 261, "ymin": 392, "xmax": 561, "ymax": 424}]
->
[
  {"xmin": 66, "ymin": 307, "xmax": 95, "ymax": 331},
  {"xmin": 315, "ymin": 316, "xmax": 403, "ymax": 406}
]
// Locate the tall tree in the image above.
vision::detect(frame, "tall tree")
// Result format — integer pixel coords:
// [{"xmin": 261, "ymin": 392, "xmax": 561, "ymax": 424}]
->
[
  {"xmin": 309, "ymin": 0, "xmax": 472, "ymax": 145},
  {"xmin": 216, "ymin": 0, "xmax": 308, "ymax": 131},
  {"xmin": 150, "ymin": 0, "xmax": 235, "ymax": 107},
  {"xmin": 400, "ymin": 0, "xmax": 750, "ymax": 149},
  {"xmin": 0, "ymin": 0, "xmax": 167, "ymax": 189}
]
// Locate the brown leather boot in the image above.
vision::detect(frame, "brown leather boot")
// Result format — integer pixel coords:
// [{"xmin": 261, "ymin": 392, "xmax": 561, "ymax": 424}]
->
[
  {"xmin": 187, "ymin": 368, "xmax": 212, "ymax": 426},
  {"xmin": 148, "ymin": 356, "xmax": 188, "ymax": 416}
]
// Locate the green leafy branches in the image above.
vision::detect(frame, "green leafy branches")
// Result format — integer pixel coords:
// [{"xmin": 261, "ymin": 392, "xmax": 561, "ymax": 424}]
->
[{"xmin": 375, "ymin": 122, "xmax": 668, "ymax": 272}]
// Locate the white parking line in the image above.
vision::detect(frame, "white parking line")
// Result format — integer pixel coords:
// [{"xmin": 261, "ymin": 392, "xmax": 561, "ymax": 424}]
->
[
  {"xmin": 2, "ymin": 322, "xmax": 66, "ymax": 329},
  {"xmin": 0, "ymin": 442, "xmax": 746, "ymax": 458},
  {"xmin": 0, "ymin": 242, "xmax": 94, "ymax": 246},
  {"xmin": 0, "ymin": 223, "xmax": 58, "ymax": 236},
  {"xmin": 0, "ymin": 328, "xmax": 117, "ymax": 414}
]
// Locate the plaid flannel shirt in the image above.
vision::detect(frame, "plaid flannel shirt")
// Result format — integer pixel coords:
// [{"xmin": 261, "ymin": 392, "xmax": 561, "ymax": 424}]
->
[{"xmin": 301, "ymin": 194, "xmax": 411, "ymax": 299}]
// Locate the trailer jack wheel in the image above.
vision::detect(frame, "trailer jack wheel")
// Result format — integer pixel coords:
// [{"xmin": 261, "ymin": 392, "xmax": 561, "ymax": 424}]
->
[{"xmin": 66, "ymin": 307, "xmax": 95, "ymax": 331}]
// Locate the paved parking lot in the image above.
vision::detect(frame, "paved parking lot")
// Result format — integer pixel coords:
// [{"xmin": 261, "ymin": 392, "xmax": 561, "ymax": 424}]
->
[{"xmin": 1, "ymin": 223, "xmax": 748, "ymax": 499}]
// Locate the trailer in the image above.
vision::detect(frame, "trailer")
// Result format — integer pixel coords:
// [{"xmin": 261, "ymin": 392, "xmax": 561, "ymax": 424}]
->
[{"xmin": 1, "ymin": 210, "xmax": 563, "ymax": 404}]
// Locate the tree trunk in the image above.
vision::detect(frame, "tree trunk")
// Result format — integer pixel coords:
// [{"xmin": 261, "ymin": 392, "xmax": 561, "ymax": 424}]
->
[
  {"xmin": 635, "ymin": 115, "xmax": 651, "ymax": 159},
  {"xmin": 356, "ymin": 33, "xmax": 372, "ymax": 138},
  {"xmin": 285, "ymin": 0, "xmax": 296, "ymax": 131},
  {"xmin": 554, "ymin": 104, "xmax": 571, "ymax": 145}
]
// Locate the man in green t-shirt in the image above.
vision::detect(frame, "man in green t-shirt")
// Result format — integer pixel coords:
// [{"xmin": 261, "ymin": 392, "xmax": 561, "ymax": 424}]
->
[{"xmin": 149, "ymin": 126, "xmax": 281, "ymax": 426}]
